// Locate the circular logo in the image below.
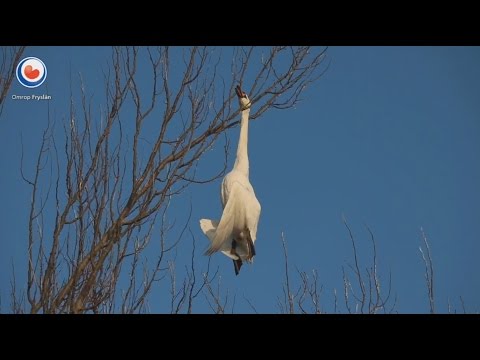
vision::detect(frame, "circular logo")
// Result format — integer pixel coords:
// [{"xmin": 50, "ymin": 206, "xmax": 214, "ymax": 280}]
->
[{"xmin": 16, "ymin": 57, "xmax": 47, "ymax": 88}]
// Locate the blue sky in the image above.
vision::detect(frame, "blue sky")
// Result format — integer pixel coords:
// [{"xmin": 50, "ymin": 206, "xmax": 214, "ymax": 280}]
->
[{"xmin": 1, "ymin": 46, "xmax": 479, "ymax": 313}]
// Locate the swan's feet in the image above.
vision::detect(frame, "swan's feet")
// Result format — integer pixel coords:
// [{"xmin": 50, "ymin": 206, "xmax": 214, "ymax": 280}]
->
[
  {"xmin": 231, "ymin": 239, "xmax": 242, "ymax": 275},
  {"xmin": 233, "ymin": 258, "xmax": 243, "ymax": 276}
]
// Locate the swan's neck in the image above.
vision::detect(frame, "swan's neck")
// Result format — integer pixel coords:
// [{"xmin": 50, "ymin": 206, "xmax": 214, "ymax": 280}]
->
[{"xmin": 233, "ymin": 108, "xmax": 250, "ymax": 177}]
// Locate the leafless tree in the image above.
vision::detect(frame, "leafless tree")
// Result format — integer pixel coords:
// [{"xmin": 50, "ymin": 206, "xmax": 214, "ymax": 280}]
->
[
  {"xmin": 278, "ymin": 217, "xmax": 396, "ymax": 314},
  {"xmin": 167, "ymin": 229, "xmax": 220, "ymax": 314},
  {"xmin": 0, "ymin": 46, "xmax": 26, "ymax": 117},
  {"xmin": 276, "ymin": 218, "xmax": 472, "ymax": 314},
  {"xmin": 10, "ymin": 46, "xmax": 328, "ymax": 313},
  {"xmin": 277, "ymin": 231, "xmax": 325, "ymax": 314},
  {"xmin": 340, "ymin": 216, "xmax": 396, "ymax": 314}
]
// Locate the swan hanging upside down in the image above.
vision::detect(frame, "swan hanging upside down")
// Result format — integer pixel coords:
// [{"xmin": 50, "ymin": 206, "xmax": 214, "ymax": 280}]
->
[{"xmin": 200, "ymin": 85, "xmax": 261, "ymax": 275}]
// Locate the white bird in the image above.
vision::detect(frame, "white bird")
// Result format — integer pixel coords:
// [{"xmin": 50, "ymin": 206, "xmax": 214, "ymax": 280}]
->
[{"xmin": 200, "ymin": 85, "xmax": 261, "ymax": 275}]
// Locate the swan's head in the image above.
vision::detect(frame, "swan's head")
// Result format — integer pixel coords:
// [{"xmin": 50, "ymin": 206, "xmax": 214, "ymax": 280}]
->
[{"xmin": 235, "ymin": 85, "xmax": 251, "ymax": 110}]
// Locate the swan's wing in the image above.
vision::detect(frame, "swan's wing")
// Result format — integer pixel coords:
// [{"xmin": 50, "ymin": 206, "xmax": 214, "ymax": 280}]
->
[
  {"xmin": 246, "ymin": 195, "xmax": 261, "ymax": 243},
  {"xmin": 204, "ymin": 182, "xmax": 240, "ymax": 256},
  {"xmin": 200, "ymin": 218, "xmax": 242, "ymax": 261}
]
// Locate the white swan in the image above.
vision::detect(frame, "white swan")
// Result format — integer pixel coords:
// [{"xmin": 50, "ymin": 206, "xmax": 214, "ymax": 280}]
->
[{"xmin": 200, "ymin": 85, "xmax": 261, "ymax": 275}]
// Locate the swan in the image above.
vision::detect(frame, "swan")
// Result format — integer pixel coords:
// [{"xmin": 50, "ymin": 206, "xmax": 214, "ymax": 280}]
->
[{"xmin": 200, "ymin": 85, "xmax": 261, "ymax": 275}]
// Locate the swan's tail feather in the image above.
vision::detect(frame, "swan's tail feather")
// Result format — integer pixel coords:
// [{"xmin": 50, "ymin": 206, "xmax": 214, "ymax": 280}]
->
[
  {"xmin": 205, "ymin": 216, "xmax": 234, "ymax": 256},
  {"xmin": 200, "ymin": 218, "xmax": 220, "ymax": 256},
  {"xmin": 199, "ymin": 219, "xmax": 219, "ymax": 242},
  {"xmin": 200, "ymin": 218, "xmax": 227, "ymax": 256}
]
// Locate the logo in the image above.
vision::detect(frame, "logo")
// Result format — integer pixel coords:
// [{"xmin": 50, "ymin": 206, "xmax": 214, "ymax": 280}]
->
[{"xmin": 16, "ymin": 57, "xmax": 47, "ymax": 88}]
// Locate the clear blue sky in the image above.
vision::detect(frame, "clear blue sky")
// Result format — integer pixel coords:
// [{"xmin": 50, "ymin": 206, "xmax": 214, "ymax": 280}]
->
[{"xmin": 1, "ymin": 46, "xmax": 479, "ymax": 313}]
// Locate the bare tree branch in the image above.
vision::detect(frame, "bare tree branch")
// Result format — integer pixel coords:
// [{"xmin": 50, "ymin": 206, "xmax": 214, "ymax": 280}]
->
[
  {"xmin": 339, "ymin": 217, "xmax": 396, "ymax": 314},
  {"xmin": 13, "ymin": 46, "xmax": 328, "ymax": 313},
  {"xmin": 419, "ymin": 227, "xmax": 435, "ymax": 314},
  {"xmin": 279, "ymin": 232, "xmax": 295, "ymax": 314},
  {"xmin": 0, "ymin": 46, "xmax": 26, "ymax": 117}
]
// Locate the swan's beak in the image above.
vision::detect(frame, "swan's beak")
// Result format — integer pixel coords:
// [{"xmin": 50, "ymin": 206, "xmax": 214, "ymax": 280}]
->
[{"xmin": 235, "ymin": 85, "xmax": 246, "ymax": 98}]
